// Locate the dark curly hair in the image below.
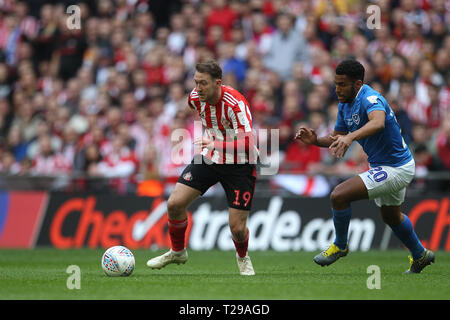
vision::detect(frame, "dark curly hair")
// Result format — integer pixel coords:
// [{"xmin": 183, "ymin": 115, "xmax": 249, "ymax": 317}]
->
[{"xmin": 336, "ymin": 59, "xmax": 365, "ymax": 82}]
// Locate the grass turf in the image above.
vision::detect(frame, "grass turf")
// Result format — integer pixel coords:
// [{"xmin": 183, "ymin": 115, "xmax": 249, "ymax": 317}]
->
[{"xmin": 0, "ymin": 248, "xmax": 448, "ymax": 300}]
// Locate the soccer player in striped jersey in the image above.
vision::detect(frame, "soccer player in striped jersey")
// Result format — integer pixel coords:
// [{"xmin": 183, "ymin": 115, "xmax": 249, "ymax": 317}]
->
[{"xmin": 147, "ymin": 61, "xmax": 258, "ymax": 275}]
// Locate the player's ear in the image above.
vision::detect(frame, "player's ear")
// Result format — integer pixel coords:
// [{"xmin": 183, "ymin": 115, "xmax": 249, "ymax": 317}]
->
[{"xmin": 355, "ymin": 79, "xmax": 363, "ymax": 87}]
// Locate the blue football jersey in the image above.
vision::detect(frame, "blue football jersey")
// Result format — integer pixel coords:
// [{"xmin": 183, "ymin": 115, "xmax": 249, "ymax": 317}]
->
[{"xmin": 334, "ymin": 84, "xmax": 413, "ymax": 167}]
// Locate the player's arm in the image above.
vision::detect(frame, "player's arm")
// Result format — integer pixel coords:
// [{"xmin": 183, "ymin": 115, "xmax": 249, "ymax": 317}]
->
[
  {"xmin": 187, "ymin": 103, "xmax": 199, "ymax": 121},
  {"xmin": 194, "ymin": 104, "xmax": 255, "ymax": 158},
  {"xmin": 194, "ymin": 128, "xmax": 256, "ymax": 163},
  {"xmin": 187, "ymin": 93, "xmax": 202, "ymax": 123},
  {"xmin": 294, "ymin": 128, "xmax": 347, "ymax": 148},
  {"xmin": 329, "ymin": 110, "xmax": 385, "ymax": 158},
  {"xmin": 187, "ymin": 96, "xmax": 196, "ymax": 111},
  {"xmin": 347, "ymin": 110, "xmax": 385, "ymax": 141}
]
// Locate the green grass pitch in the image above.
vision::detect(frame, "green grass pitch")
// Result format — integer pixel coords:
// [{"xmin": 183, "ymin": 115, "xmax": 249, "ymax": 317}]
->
[{"xmin": 0, "ymin": 248, "xmax": 449, "ymax": 300}]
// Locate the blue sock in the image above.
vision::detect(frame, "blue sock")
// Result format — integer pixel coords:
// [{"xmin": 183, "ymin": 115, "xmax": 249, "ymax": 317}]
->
[
  {"xmin": 391, "ymin": 214, "xmax": 425, "ymax": 260},
  {"xmin": 332, "ymin": 207, "xmax": 352, "ymax": 250}
]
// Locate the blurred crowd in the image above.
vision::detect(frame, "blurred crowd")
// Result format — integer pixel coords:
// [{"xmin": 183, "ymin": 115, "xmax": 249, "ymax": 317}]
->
[{"xmin": 0, "ymin": 0, "xmax": 448, "ymax": 195}]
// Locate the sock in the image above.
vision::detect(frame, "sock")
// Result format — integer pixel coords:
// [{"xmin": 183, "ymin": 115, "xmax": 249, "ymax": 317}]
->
[
  {"xmin": 332, "ymin": 207, "xmax": 352, "ymax": 250},
  {"xmin": 168, "ymin": 218, "xmax": 188, "ymax": 252},
  {"xmin": 390, "ymin": 214, "xmax": 425, "ymax": 260},
  {"xmin": 232, "ymin": 228, "xmax": 249, "ymax": 258}
]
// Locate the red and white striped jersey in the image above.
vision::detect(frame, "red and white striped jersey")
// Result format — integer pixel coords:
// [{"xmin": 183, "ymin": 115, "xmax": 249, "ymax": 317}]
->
[
  {"xmin": 188, "ymin": 85, "xmax": 258, "ymax": 164},
  {"xmin": 31, "ymin": 153, "xmax": 72, "ymax": 175}
]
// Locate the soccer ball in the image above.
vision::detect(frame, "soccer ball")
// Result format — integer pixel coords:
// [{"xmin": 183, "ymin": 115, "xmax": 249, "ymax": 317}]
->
[{"xmin": 101, "ymin": 246, "xmax": 135, "ymax": 277}]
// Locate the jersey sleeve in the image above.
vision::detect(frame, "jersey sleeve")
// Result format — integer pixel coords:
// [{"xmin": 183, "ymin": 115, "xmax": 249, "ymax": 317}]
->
[
  {"xmin": 187, "ymin": 89, "xmax": 198, "ymax": 110},
  {"xmin": 334, "ymin": 106, "xmax": 347, "ymax": 132},
  {"xmin": 364, "ymin": 94, "xmax": 386, "ymax": 115},
  {"xmin": 226, "ymin": 102, "xmax": 252, "ymax": 133},
  {"xmin": 213, "ymin": 103, "xmax": 256, "ymax": 161}
]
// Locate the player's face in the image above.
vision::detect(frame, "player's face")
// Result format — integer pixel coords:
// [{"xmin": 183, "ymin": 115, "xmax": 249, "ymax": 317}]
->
[
  {"xmin": 334, "ymin": 74, "xmax": 361, "ymax": 103},
  {"xmin": 194, "ymin": 71, "xmax": 221, "ymax": 103}
]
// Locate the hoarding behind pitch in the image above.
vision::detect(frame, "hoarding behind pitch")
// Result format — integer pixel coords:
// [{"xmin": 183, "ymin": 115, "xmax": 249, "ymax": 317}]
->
[
  {"xmin": 0, "ymin": 191, "xmax": 445, "ymax": 251},
  {"xmin": 0, "ymin": 191, "xmax": 47, "ymax": 248},
  {"xmin": 34, "ymin": 193, "xmax": 450, "ymax": 251}
]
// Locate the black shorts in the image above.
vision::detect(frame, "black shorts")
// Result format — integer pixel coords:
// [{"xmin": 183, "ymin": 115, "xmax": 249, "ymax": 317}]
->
[{"xmin": 177, "ymin": 155, "xmax": 257, "ymax": 210}]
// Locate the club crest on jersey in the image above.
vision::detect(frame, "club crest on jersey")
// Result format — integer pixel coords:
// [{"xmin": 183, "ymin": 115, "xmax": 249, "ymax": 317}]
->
[
  {"xmin": 221, "ymin": 118, "xmax": 230, "ymax": 127},
  {"xmin": 352, "ymin": 113, "xmax": 360, "ymax": 125},
  {"xmin": 183, "ymin": 172, "xmax": 193, "ymax": 181}
]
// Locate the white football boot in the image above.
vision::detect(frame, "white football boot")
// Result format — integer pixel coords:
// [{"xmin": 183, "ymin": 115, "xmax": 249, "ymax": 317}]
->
[
  {"xmin": 146, "ymin": 249, "xmax": 188, "ymax": 269},
  {"xmin": 236, "ymin": 254, "xmax": 255, "ymax": 276}
]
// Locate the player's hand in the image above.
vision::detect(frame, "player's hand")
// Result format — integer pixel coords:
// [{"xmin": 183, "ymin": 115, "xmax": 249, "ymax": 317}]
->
[
  {"xmin": 294, "ymin": 127, "xmax": 317, "ymax": 145},
  {"xmin": 193, "ymin": 136, "xmax": 214, "ymax": 150},
  {"xmin": 329, "ymin": 135, "xmax": 352, "ymax": 158}
]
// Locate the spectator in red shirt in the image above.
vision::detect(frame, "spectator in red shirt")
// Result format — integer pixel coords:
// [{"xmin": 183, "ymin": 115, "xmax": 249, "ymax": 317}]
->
[
  {"xmin": 281, "ymin": 122, "xmax": 321, "ymax": 173},
  {"xmin": 31, "ymin": 134, "xmax": 71, "ymax": 175},
  {"xmin": 282, "ymin": 138, "xmax": 322, "ymax": 174},
  {"xmin": 142, "ymin": 46, "xmax": 168, "ymax": 86},
  {"xmin": 95, "ymin": 135, "xmax": 139, "ymax": 193},
  {"xmin": 205, "ymin": 0, "xmax": 237, "ymax": 42}
]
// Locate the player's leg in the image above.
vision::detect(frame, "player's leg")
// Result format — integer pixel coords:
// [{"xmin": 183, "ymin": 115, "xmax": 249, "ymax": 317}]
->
[
  {"xmin": 314, "ymin": 175, "xmax": 368, "ymax": 266},
  {"xmin": 147, "ymin": 158, "xmax": 217, "ymax": 270},
  {"xmin": 379, "ymin": 204, "xmax": 434, "ymax": 274},
  {"xmin": 229, "ymin": 207, "xmax": 255, "ymax": 275},
  {"xmin": 380, "ymin": 205, "xmax": 423, "ymax": 257},
  {"xmin": 146, "ymin": 183, "xmax": 201, "ymax": 269},
  {"xmin": 220, "ymin": 164, "xmax": 257, "ymax": 275},
  {"xmin": 371, "ymin": 159, "xmax": 434, "ymax": 273},
  {"xmin": 229, "ymin": 207, "xmax": 249, "ymax": 256},
  {"xmin": 166, "ymin": 183, "xmax": 202, "ymax": 251},
  {"xmin": 329, "ymin": 175, "xmax": 368, "ymax": 248}
]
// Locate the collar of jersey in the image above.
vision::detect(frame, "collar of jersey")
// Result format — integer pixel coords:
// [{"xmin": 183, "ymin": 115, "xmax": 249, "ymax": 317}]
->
[{"xmin": 344, "ymin": 84, "xmax": 366, "ymax": 107}]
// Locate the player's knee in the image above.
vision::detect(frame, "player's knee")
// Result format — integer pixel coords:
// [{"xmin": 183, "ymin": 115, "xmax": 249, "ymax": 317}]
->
[
  {"xmin": 229, "ymin": 223, "xmax": 246, "ymax": 240},
  {"xmin": 330, "ymin": 187, "xmax": 348, "ymax": 209},
  {"xmin": 381, "ymin": 215, "xmax": 395, "ymax": 227},
  {"xmin": 167, "ymin": 197, "xmax": 186, "ymax": 218},
  {"xmin": 380, "ymin": 209, "xmax": 402, "ymax": 227}
]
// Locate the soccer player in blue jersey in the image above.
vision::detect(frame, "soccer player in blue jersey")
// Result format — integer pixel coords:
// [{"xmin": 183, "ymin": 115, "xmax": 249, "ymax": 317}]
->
[{"xmin": 294, "ymin": 59, "xmax": 435, "ymax": 274}]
